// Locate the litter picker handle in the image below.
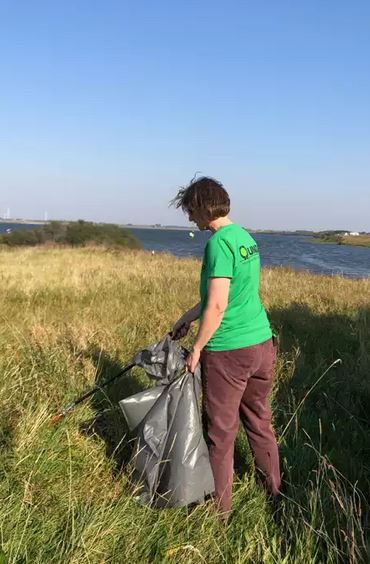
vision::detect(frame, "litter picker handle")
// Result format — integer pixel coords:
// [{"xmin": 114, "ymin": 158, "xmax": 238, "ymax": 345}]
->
[{"xmin": 51, "ymin": 361, "xmax": 136, "ymax": 424}]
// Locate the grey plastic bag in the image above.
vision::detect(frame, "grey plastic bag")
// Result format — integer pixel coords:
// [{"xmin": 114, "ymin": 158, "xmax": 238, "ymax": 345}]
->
[{"xmin": 119, "ymin": 334, "xmax": 215, "ymax": 508}]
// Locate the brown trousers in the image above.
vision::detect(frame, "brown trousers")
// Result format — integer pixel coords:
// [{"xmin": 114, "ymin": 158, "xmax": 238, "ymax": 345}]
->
[{"xmin": 201, "ymin": 338, "xmax": 280, "ymax": 514}]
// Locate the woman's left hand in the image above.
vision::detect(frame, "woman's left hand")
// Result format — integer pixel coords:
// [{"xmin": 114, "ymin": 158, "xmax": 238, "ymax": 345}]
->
[{"xmin": 186, "ymin": 346, "xmax": 201, "ymax": 374}]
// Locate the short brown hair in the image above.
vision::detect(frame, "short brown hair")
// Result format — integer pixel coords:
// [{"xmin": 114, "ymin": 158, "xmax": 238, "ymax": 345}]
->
[{"xmin": 170, "ymin": 176, "xmax": 230, "ymax": 221}]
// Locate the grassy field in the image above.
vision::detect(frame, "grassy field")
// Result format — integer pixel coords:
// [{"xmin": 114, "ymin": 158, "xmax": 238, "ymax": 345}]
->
[{"xmin": 0, "ymin": 247, "xmax": 369, "ymax": 563}]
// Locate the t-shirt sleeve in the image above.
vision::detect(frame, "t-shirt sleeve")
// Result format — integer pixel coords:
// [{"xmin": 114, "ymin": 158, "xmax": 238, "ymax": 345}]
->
[{"xmin": 205, "ymin": 237, "xmax": 234, "ymax": 278}]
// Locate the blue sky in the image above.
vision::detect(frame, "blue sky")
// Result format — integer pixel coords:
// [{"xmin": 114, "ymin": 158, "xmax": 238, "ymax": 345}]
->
[{"xmin": 0, "ymin": 1, "xmax": 369, "ymax": 230}]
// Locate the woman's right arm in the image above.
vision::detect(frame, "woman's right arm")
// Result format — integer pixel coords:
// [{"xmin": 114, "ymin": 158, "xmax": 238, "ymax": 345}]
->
[
  {"xmin": 172, "ymin": 302, "xmax": 201, "ymax": 339},
  {"xmin": 184, "ymin": 302, "xmax": 201, "ymax": 323}
]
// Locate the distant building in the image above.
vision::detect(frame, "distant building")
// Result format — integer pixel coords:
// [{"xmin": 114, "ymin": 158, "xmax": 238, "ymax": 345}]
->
[{"xmin": 349, "ymin": 232, "xmax": 360, "ymax": 236}]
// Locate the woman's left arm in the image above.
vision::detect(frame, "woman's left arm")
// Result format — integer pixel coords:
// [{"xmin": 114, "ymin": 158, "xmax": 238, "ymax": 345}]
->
[{"xmin": 186, "ymin": 277, "xmax": 230, "ymax": 373}]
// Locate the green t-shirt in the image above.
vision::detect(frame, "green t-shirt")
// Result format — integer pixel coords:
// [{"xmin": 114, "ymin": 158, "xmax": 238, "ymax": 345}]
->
[{"xmin": 200, "ymin": 224, "xmax": 272, "ymax": 351}]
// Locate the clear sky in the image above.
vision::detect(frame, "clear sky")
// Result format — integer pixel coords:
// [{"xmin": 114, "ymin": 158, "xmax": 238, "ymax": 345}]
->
[{"xmin": 0, "ymin": 1, "xmax": 369, "ymax": 231}]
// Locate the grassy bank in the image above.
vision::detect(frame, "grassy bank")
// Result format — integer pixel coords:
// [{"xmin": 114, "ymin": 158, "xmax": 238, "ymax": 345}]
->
[
  {"xmin": 341, "ymin": 235, "xmax": 370, "ymax": 247},
  {"xmin": 0, "ymin": 247, "xmax": 369, "ymax": 563},
  {"xmin": 314, "ymin": 234, "xmax": 370, "ymax": 247}
]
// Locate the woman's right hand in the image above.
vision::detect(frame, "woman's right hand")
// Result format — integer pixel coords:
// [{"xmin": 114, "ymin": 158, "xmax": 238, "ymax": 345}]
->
[{"xmin": 171, "ymin": 315, "xmax": 192, "ymax": 340}]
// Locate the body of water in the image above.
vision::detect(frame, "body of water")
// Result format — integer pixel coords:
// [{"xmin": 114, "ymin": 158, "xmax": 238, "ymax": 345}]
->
[
  {"xmin": 127, "ymin": 228, "xmax": 370, "ymax": 279},
  {"xmin": 1, "ymin": 223, "xmax": 369, "ymax": 279},
  {"xmin": 0, "ymin": 223, "xmax": 40, "ymax": 234}
]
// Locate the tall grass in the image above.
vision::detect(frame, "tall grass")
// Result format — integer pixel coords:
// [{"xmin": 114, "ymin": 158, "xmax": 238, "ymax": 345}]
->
[{"xmin": 0, "ymin": 247, "xmax": 369, "ymax": 563}]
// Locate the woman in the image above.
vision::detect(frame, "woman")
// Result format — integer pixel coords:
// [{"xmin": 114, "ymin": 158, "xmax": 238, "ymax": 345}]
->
[{"xmin": 171, "ymin": 176, "xmax": 280, "ymax": 518}]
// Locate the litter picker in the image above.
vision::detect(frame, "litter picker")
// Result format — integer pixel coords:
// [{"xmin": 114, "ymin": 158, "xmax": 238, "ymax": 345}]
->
[{"xmin": 51, "ymin": 361, "xmax": 136, "ymax": 424}]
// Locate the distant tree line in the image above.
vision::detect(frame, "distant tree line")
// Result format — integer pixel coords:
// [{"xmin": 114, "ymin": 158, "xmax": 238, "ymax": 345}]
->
[{"xmin": 0, "ymin": 220, "xmax": 142, "ymax": 249}]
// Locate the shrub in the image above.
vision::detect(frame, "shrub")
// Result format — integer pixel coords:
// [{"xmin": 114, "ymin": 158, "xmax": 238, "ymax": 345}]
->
[{"xmin": 0, "ymin": 221, "xmax": 141, "ymax": 249}]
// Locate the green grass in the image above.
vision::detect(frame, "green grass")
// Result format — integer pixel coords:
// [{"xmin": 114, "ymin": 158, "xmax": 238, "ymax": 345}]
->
[{"xmin": 0, "ymin": 247, "xmax": 369, "ymax": 563}]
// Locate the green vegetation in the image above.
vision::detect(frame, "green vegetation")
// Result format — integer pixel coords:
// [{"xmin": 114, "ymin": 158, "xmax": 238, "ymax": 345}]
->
[
  {"xmin": 313, "ymin": 233, "xmax": 344, "ymax": 244},
  {"xmin": 0, "ymin": 248, "xmax": 369, "ymax": 562},
  {"xmin": 314, "ymin": 232, "xmax": 370, "ymax": 247},
  {"xmin": 0, "ymin": 220, "xmax": 141, "ymax": 249}
]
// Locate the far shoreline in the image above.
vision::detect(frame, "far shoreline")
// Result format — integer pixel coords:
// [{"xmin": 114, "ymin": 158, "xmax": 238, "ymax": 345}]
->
[
  {"xmin": 1, "ymin": 220, "xmax": 369, "ymax": 245},
  {"xmin": 0, "ymin": 220, "xmax": 314, "ymax": 235}
]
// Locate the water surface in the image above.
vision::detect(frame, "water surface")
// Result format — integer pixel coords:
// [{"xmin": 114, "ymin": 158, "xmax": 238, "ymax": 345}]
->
[{"xmin": 127, "ymin": 228, "xmax": 370, "ymax": 279}]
